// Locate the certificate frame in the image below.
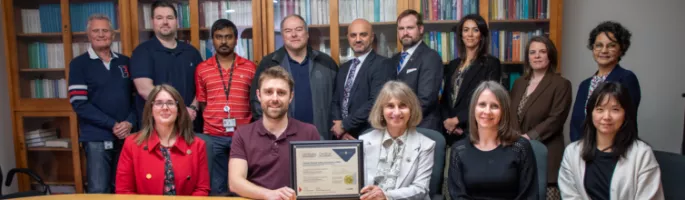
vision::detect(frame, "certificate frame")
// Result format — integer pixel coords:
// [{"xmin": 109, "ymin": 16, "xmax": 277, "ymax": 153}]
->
[{"xmin": 290, "ymin": 140, "xmax": 364, "ymax": 199}]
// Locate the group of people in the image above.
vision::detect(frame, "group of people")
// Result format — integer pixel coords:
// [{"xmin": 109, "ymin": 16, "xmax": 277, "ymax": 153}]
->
[{"xmin": 69, "ymin": 0, "xmax": 664, "ymax": 199}]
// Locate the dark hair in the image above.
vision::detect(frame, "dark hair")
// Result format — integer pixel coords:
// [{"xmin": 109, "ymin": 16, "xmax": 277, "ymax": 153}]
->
[
  {"xmin": 211, "ymin": 19, "xmax": 238, "ymax": 38},
  {"xmin": 137, "ymin": 84, "xmax": 194, "ymax": 145},
  {"xmin": 151, "ymin": 0, "xmax": 177, "ymax": 18},
  {"xmin": 280, "ymin": 14, "xmax": 308, "ymax": 32},
  {"xmin": 258, "ymin": 66, "xmax": 295, "ymax": 93},
  {"xmin": 587, "ymin": 21, "xmax": 632, "ymax": 61},
  {"xmin": 456, "ymin": 14, "xmax": 490, "ymax": 67},
  {"xmin": 396, "ymin": 9, "xmax": 424, "ymax": 26},
  {"xmin": 523, "ymin": 36, "xmax": 558, "ymax": 79},
  {"xmin": 580, "ymin": 82, "xmax": 639, "ymax": 162},
  {"xmin": 468, "ymin": 81, "xmax": 519, "ymax": 146}
]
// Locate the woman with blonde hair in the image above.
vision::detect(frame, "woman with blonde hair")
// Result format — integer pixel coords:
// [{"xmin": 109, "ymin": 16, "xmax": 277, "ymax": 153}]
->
[
  {"xmin": 359, "ymin": 81, "xmax": 435, "ymax": 200},
  {"xmin": 116, "ymin": 84, "xmax": 210, "ymax": 196}
]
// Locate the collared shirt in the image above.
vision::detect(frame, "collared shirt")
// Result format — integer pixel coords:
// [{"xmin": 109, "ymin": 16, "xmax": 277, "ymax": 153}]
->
[
  {"xmin": 229, "ymin": 118, "xmax": 320, "ymax": 190},
  {"xmin": 287, "ymin": 53, "xmax": 314, "ymax": 124},
  {"xmin": 346, "ymin": 50, "xmax": 371, "ymax": 86},
  {"xmin": 88, "ymin": 46, "xmax": 119, "ymax": 70},
  {"xmin": 399, "ymin": 40, "xmax": 422, "ymax": 71},
  {"xmin": 376, "ymin": 130, "xmax": 408, "ymax": 190},
  {"xmin": 195, "ymin": 55, "xmax": 257, "ymax": 136}
]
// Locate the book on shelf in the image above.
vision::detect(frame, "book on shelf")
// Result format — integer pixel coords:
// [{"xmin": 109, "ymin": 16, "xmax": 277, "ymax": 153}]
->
[
  {"xmin": 140, "ymin": 3, "xmax": 190, "ymax": 29},
  {"xmin": 200, "ymin": 1, "xmax": 253, "ymax": 28},
  {"xmin": 338, "ymin": 0, "xmax": 397, "ymax": 23},
  {"xmin": 489, "ymin": 29, "xmax": 545, "ymax": 62},
  {"xmin": 20, "ymin": 4, "xmax": 64, "ymax": 33},
  {"xmin": 420, "ymin": 0, "xmax": 479, "ymax": 21},
  {"xmin": 26, "ymin": 135, "xmax": 59, "ymax": 145},
  {"xmin": 28, "ymin": 42, "xmax": 65, "ymax": 69},
  {"xmin": 29, "ymin": 79, "xmax": 68, "ymax": 99},
  {"xmin": 423, "ymin": 31, "xmax": 458, "ymax": 63},
  {"xmin": 69, "ymin": 2, "xmax": 118, "ymax": 32},
  {"xmin": 274, "ymin": 0, "xmax": 330, "ymax": 30},
  {"xmin": 489, "ymin": 0, "xmax": 550, "ymax": 20},
  {"xmin": 45, "ymin": 138, "xmax": 71, "ymax": 148},
  {"xmin": 25, "ymin": 128, "xmax": 58, "ymax": 140}
]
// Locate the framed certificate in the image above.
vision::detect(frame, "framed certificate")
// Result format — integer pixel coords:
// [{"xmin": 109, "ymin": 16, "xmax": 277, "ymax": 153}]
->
[{"xmin": 290, "ymin": 140, "xmax": 364, "ymax": 199}]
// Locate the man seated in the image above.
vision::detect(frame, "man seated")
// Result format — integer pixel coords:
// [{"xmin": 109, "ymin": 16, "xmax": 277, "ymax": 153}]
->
[{"xmin": 228, "ymin": 67, "xmax": 320, "ymax": 199}]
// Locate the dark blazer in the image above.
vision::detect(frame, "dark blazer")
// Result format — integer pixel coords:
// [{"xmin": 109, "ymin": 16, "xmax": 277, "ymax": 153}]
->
[
  {"xmin": 249, "ymin": 46, "xmax": 338, "ymax": 139},
  {"xmin": 331, "ymin": 51, "xmax": 393, "ymax": 137},
  {"xmin": 569, "ymin": 65, "xmax": 641, "ymax": 141},
  {"xmin": 441, "ymin": 55, "xmax": 501, "ymax": 144},
  {"xmin": 510, "ymin": 73, "xmax": 572, "ymax": 183},
  {"xmin": 391, "ymin": 42, "xmax": 444, "ymax": 132}
]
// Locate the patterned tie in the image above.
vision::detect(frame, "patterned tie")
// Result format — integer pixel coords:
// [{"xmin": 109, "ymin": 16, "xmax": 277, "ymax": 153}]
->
[
  {"xmin": 397, "ymin": 51, "xmax": 409, "ymax": 73},
  {"xmin": 342, "ymin": 58, "xmax": 361, "ymax": 119}
]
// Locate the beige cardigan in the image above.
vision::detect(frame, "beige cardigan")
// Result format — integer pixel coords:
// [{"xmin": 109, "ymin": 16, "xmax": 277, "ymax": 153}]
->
[{"xmin": 558, "ymin": 140, "xmax": 664, "ymax": 200}]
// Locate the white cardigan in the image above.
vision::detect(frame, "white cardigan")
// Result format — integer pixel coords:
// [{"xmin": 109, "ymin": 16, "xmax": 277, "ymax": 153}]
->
[{"xmin": 558, "ymin": 140, "xmax": 664, "ymax": 200}]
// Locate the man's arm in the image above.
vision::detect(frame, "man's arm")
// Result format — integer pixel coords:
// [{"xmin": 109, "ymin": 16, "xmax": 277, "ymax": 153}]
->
[
  {"xmin": 130, "ymin": 47, "xmax": 155, "ymax": 100},
  {"xmin": 228, "ymin": 158, "xmax": 274, "ymax": 199},
  {"xmin": 133, "ymin": 78, "xmax": 154, "ymax": 100},
  {"xmin": 68, "ymin": 61, "xmax": 118, "ymax": 130},
  {"xmin": 416, "ymin": 51, "xmax": 444, "ymax": 115}
]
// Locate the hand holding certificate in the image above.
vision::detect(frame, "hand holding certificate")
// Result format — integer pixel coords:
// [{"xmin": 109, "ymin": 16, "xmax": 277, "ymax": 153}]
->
[{"xmin": 290, "ymin": 141, "xmax": 364, "ymax": 199}]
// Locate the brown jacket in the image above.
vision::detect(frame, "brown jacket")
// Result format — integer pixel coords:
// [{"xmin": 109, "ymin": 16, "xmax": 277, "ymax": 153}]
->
[{"xmin": 510, "ymin": 73, "xmax": 572, "ymax": 183}]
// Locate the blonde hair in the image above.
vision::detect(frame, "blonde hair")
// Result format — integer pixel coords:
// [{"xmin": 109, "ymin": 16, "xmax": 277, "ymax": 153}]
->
[
  {"xmin": 368, "ymin": 81, "xmax": 423, "ymax": 130},
  {"xmin": 136, "ymin": 84, "xmax": 194, "ymax": 145}
]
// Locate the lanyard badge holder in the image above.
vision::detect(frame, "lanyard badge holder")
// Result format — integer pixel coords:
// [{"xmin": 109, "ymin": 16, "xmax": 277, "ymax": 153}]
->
[{"xmin": 217, "ymin": 56, "xmax": 237, "ymax": 133}]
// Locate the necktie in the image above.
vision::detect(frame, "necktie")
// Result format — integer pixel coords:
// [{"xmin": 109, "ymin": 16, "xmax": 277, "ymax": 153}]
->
[
  {"xmin": 397, "ymin": 52, "xmax": 409, "ymax": 73},
  {"xmin": 342, "ymin": 58, "xmax": 360, "ymax": 119}
]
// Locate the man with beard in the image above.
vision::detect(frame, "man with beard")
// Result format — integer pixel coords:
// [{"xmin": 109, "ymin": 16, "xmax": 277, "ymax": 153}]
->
[
  {"xmin": 249, "ymin": 14, "xmax": 338, "ymax": 140},
  {"xmin": 391, "ymin": 9, "xmax": 444, "ymax": 132},
  {"xmin": 195, "ymin": 19, "xmax": 256, "ymax": 195},
  {"xmin": 130, "ymin": 0, "xmax": 203, "ymax": 132},
  {"xmin": 330, "ymin": 19, "xmax": 393, "ymax": 139},
  {"xmin": 229, "ymin": 67, "xmax": 320, "ymax": 199}
]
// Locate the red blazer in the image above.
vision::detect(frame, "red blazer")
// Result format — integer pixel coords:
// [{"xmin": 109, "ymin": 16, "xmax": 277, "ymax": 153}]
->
[{"xmin": 115, "ymin": 131, "xmax": 210, "ymax": 196}]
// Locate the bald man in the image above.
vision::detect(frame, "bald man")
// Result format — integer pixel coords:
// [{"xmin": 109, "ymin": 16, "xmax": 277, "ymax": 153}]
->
[{"xmin": 330, "ymin": 19, "xmax": 395, "ymax": 139}]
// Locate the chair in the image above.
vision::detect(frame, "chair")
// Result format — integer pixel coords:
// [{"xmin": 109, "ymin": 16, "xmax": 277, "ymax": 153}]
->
[
  {"xmin": 653, "ymin": 150, "xmax": 685, "ymax": 200},
  {"xmin": 528, "ymin": 140, "xmax": 547, "ymax": 200},
  {"xmin": 0, "ymin": 165, "xmax": 51, "ymax": 199}
]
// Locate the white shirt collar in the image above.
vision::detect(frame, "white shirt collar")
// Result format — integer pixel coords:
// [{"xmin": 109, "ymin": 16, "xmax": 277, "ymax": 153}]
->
[
  {"xmin": 88, "ymin": 46, "xmax": 118, "ymax": 60},
  {"xmin": 403, "ymin": 40, "xmax": 422, "ymax": 55}
]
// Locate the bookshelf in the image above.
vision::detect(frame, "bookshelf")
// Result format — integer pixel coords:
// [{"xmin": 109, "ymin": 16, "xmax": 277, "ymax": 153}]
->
[{"xmin": 2, "ymin": 0, "xmax": 132, "ymax": 193}]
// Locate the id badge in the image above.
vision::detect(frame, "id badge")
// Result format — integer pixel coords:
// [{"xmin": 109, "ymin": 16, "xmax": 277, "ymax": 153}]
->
[
  {"xmin": 223, "ymin": 118, "xmax": 237, "ymax": 132},
  {"xmin": 104, "ymin": 141, "xmax": 114, "ymax": 150}
]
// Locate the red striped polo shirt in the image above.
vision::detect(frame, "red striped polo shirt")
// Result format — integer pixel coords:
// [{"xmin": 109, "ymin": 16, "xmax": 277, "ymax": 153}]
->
[{"xmin": 195, "ymin": 55, "xmax": 256, "ymax": 137}]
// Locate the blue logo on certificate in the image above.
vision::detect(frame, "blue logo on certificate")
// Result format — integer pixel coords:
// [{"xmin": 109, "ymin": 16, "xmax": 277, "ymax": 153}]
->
[{"xmin": 333, "ymin": 148, "xmax": 356, "ymax": 162}]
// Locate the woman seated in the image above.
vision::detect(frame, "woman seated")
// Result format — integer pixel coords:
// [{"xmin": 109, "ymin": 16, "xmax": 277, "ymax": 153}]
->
[
  {"xmin": 116, "ymin": 84, "xmax": 210, "ymax": 196},
  {"xmin": 558, "ymin": 82, "xmax": 663, "ymax": 200},
  {"xmin": 448, "ymin": 81, "xmax": 538, "ymax": 199},
  {"xmin": 359, "ymin": 81, "xmax": 435, "ymax": 200}
]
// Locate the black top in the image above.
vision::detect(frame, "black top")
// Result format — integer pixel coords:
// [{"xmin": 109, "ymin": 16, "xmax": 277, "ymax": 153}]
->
[
  {"xmin": 584, "ymin": 149, "xmax": 619, "ymax": 200},
  {"xmin": 287, "ymin": 54, "xmax": 314, "ymax": 124},
  {"xmin": 448, "ymin": 137, "xmax": 538, "ymax": 200}
]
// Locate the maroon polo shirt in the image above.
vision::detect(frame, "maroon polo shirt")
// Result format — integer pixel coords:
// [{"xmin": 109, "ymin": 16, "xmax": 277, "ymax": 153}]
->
[{"xmin": 230, "ymin": 118, "xmax": 321, "ymax": 190}]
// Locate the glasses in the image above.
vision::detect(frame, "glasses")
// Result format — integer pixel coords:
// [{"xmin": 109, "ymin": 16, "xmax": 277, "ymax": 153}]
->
[
  {"xmin": 152, "ymin": 101, "xmax": 178, "ymax": 108},
  {"xmin": 593, "ymin": 42, "xmax": 619, "ymax": 52}
]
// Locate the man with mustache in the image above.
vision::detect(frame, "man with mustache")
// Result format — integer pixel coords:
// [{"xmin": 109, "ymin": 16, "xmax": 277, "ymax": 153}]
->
[
  {"xmin": 229, "ymin": 67, "xmax": 320, "ymax": 200},
  {"xmin": 249, "ymin": 14, "xmax": 338, "ymax": 140},
  {"xmin": 331, "ymin": 19, "xmax": 394, "ymax": 140},
  {"xmin": 391, "ymin": 9, "xmax": 444, "ymax": 132},
  {"xmin": 194, "ymin": 19, "xmax": 256, "ymax": 195},
  {"xmin": 130, "ymin": 0, "xmax": 203, "ymax": 133}
]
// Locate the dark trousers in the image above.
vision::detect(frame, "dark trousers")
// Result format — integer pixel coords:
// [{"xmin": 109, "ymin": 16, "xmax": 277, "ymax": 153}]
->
[
  {"xmin": 83, "ymin": 141, "xmax": 122, "ymax": 193},
  {"xmin": 197, "ymin": 133, "xmax": 233, "ymax": 196}
]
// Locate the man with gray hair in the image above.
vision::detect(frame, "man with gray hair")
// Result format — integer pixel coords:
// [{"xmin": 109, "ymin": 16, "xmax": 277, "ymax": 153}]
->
[
  {"xmin": 68, "ymin": 13, "xmax": 136, "ymax": 193},
  {"xmin": 249, "ymin": 14, "xmax": 338, "ymax": 139}
]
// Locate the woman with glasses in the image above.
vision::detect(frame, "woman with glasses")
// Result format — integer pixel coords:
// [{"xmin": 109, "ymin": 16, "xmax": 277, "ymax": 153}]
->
[
  {"xmin": 569, "ymin": 21, "xmax": 641, "ymax": 142},
  {"xmin": 116, "ymin": 84, "xmax": 210, "ymax": 196}
]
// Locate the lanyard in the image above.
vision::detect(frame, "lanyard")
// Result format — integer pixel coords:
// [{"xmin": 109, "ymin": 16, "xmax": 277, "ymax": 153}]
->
[{"xmin": 216, "ymin": 56, "xmax": 236, "ymax": 116}]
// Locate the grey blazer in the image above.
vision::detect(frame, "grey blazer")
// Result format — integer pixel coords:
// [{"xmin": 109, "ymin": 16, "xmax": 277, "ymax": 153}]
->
[{"xmin": 360, "ymin": 129, "xmax": 435, "ymax": 200}]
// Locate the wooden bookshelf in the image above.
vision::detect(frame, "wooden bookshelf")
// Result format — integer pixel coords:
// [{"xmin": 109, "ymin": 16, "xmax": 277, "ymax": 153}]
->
[
  {"xmin": 28, "ymin": 147, "xmax": 73, "ymax": 152},
  {"xmin": 19, "ymin": 68, "xmax": 66, "ymax": 72},
  {"xmin": 489, "ymin": 19, "xmax": 551, "ymax": 23}
]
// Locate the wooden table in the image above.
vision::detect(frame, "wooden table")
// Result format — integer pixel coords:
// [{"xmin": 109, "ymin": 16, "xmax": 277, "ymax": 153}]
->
[{"xmin": 16, "ymin": 194, "xmax": 248, "ymax": 199}]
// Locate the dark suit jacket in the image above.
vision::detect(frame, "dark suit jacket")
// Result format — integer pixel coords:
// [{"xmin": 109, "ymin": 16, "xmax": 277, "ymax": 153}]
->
[
  {"xmin": 441, "ymin": 55, "xmax": 501, "ymax": 144},
  {"xmin": 569, "ymin": 65, "xmax": 641, "ymax": 142},
  {"xmin": 510, "ymin": 73, "xmax": 572, "ymax": 183},
  {"xmin": 391, "ymin": 42, "xmax": 444, "ymax": 132},
  {"xmin": 330, "ymin": 51, "xmax": 393, "ymax": 137},
  {"xmin": 249, "ymin": 46, "xmax": 338, "ymax": 139}
]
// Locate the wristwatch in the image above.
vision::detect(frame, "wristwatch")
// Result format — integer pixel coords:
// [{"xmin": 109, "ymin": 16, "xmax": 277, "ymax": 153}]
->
[{"xmin": 188, "ymin": 105, "xmax": 198, "ymax": 111}]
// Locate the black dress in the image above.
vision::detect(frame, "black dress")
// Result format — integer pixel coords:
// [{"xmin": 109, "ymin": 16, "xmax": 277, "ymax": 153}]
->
[{"xmin": 448, "ymin": 137, "xmax": 538, "ymax": 200}]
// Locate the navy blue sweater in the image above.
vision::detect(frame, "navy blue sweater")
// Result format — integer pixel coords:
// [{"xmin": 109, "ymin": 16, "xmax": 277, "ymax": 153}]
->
[{"xmin": 68, "ymin": 51, "xmax": 136, "ymax": 142}]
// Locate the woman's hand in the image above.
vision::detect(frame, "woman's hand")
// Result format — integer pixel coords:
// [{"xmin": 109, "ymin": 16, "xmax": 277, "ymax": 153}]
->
[{"xmin": 360, "ymin": 185, "xmax": 387, "ymax": 200}]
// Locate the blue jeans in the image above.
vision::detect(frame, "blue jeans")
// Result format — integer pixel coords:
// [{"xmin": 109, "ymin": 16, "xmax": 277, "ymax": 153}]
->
[
  {"xmin": 83, "ymin": 141, "xmax": 122, "ymax": 193},
  {"xmin": 197, "ymin": 133, "xmax": 232, "ymax": 196}
]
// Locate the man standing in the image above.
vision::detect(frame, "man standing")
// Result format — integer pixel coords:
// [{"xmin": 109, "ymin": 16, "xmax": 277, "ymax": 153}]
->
[
  {"xmin": 229, "ymin": 67, "xmax": 320, "ymax": 199},
  {"xmin": 249, "ymin": 14, "xmax": 338, "ymax": 139},
  {"xmin": 130, "ymin": 0, "xmax": 203, "ymax": 132},
  {"xmin": 392, "ymin": 9, "xmax": 444, "ymax": 132},
  {"xmin": 195, "ymin": 19, "xmax": 256, "ymax": 195},
  {"xmin": 331, "ymin": 19, "xmax": 393, "ymax": 139},
  {"xmin": 68, "ymin": 14, "xmax": 135, "ymax": 193}
]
